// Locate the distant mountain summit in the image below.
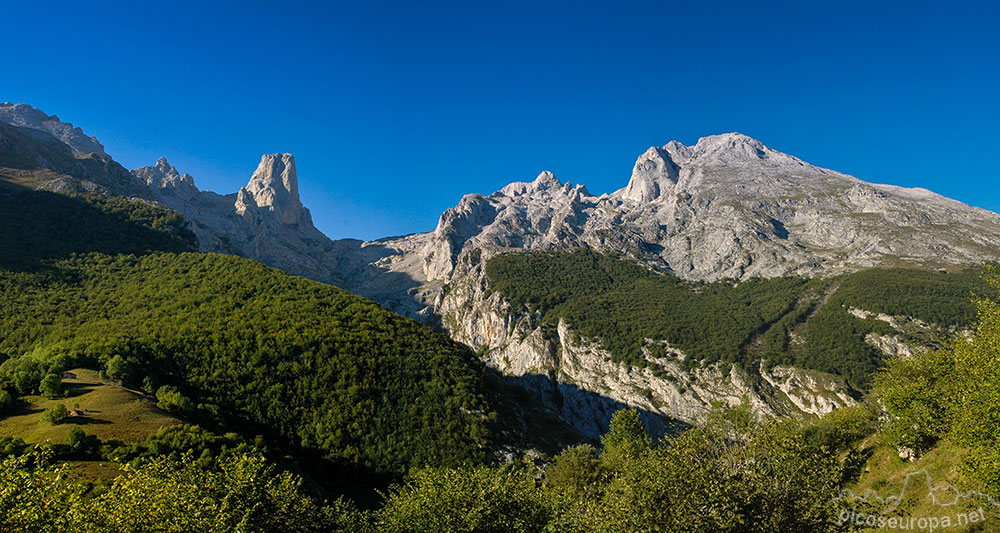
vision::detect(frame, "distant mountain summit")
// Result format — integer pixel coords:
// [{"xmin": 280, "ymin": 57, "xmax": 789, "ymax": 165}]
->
[
  {"xmin": 335, "ymin": 132, "xmax": 1000, "ymax": 435},
  {"xmin": 130, "ymin": 152, "xmax": 341, "ymax": 284},
  {"xmin": 0, "ymin": 102, "xmax": 106, "ymax": 156},
  {"xmin": 397, "ymin": 132, "xmax": 1000, "ymax": 288},
  {"xmin": 236, "ymin": 153, "xmax": 311, "ymax": 227},
  {"xmin": 5, "ymin": 101, "xmax": 999, "ymax": 317},
  {"xmin": 133, "ymin": 157, "xmax": 200, "ymax": 200}
]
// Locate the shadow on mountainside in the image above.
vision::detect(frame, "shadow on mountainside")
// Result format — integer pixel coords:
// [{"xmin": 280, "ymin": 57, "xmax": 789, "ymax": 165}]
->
[
  {"xmin": 0, "ymin": 177, "xmax": 196, "ymax": 271},
  {"xmin": 329, "ymin": 238, "xmax": 431, "ymax": 321},
  {"xmin": 499, "ymin": 371, "xmax": 689, "ymax": 442}
]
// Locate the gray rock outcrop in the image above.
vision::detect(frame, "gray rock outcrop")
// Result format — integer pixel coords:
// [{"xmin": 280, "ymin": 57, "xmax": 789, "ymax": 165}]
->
[{"xmin": 133, "ymin": 157, "xmax": 199, "ymax": 201}]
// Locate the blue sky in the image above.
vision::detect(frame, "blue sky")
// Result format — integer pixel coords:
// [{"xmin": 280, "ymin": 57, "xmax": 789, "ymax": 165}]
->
[{"xmin": 3, "ymin": 1, "xmax": 997, "ymax": 240}]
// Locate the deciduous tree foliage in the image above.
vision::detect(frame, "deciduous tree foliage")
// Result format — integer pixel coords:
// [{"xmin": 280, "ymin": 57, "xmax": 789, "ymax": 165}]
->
[
  {"xmin": 377, "ymin": 465, "xmax": 554, "ymax": 532},
  {"xmin": 41, "ymin": 403, "xmax": 68, "ymax": 425},
  {"xmin": 38, "ymin": 373, "xmax": 62, "ymax": 399},
  {"xmin": 936, "ymin": 266, "xmax": 1000, "ymax": 493},
  {"xmin": 0, "ymin": 450, "xmax": 361, "ymax": 533},
  {"xmin": 375, "ymin": 406, "xmax": 870, "ymax": 532}
]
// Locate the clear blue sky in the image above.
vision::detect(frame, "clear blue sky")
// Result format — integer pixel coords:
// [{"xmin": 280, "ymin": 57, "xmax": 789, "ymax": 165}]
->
[{"xmin": 3, "ymin": 1, "xmax": 997, "ymax": 240}]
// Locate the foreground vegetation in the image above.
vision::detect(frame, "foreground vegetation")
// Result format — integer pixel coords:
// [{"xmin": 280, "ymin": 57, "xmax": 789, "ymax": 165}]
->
[{"xmin": 0, "ymin": 404, "xmax": 871, "ymax": 532}]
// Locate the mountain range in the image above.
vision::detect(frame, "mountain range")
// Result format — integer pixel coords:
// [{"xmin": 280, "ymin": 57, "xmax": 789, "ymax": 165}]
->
[{"xmin": 4, "ymin": 101, "xmax": 998, "ymax": 437}]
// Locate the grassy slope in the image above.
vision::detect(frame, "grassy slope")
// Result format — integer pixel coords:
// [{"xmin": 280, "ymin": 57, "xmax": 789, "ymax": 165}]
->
[
  {"xmin": 0, "ymin": 368, "xmax": 185, "ymax": 485},
  {"xmin": 0, "ymin": 369, "xmax": 181, "ymax": 444},
  {"xmin": 846, "ymin": 440, "xmax": 1000, "ymax": 532}
]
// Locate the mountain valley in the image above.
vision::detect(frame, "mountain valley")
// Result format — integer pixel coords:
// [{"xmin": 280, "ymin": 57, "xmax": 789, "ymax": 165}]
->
[{"xmin": 3, "ymin": 102, "xmax": 1000, "ymax": 530}]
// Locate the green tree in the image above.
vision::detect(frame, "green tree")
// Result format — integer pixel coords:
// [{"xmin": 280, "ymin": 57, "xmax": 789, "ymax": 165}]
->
[
  {"xmin": 13, "ymin": 370, "xmax": 40, "ymax": 396},
  {"xmin": 155, "ymin": 385, "xmax": 195, "ymax": 415},
  {"xmin": 41, "ymin": 403, "xmax": 69, "ymax": 425},
  {"xmin": 65, "ymin": 427, "xmax": 99, "ymax": 457},
  {"xmin": 873, "ymin": 349, "xmax": 954, "ymax": 455},
  {"xmin": 947, "ymin": 265, "xmax": 1000, "ymax": 493},
  {"xmin": 545, "ymin": 443, "xmax": 603, "ymax": 500},
  {"xmin": 600, "ymin": 409, "xmax": 652, "ymax": 471},
  {"xmin": 39, "ymin": 373, "xmax": 62, "ymax": 399},
  {"xmin": 0, "ymin": 390, "xmax": 12, "ymax": 415},
  {"xmin": 378, "ymin": 465, "xmax": 552, "ymax": 532},
  {"xmin": 105, "ymin": 354, "xmax": 129, "ymax": 382},
  {"xmin": 0, "ymin": 452, "xmax": 84, "ymax": 533}
]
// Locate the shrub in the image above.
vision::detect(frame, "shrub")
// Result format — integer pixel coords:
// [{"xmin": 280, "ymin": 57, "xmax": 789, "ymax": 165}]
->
[
  {"xmin": 41, "ymin": 404, "xmax": 69, "ymax": 425},
  {"xmin": 39, "ymin": 374, "xmax": 62, "ymax": 399},
  {"xmin": 155, "ymin": 386, "xmax": 194, "ymax": 415},
  {"xmin": 0, "ymin": 390, "xmax": 13, "ymax": 415},
  {"xmin": 65, "ymin": 428, "xmax": 100, "ymax": 457},
  {"xmin": 378, "ymin": 465, "xmax": 552, "ymax": 532}
]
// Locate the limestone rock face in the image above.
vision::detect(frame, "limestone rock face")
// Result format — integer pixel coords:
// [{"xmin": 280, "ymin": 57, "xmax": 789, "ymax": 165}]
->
[
  {"xmin": 237, "ymin": 153, "xmax": 308, "ymax": 226},
  {"xmin": 0, "ymin": 107, "xmax": 140, "ymax": 196},
  {"xmin": 133, "ymin": 157, "xmax": 199, "ymax": 201},
  {"xmin": 129, "ymin": 153, "xmax": 339, "ymax": 284},
  {"xmin": 372, "ymin": 132, "xmax": 1000, "ymax": 289},
  {"xmin": 621, "ymin": 146, "xmax": 679, "ymax": 202}
]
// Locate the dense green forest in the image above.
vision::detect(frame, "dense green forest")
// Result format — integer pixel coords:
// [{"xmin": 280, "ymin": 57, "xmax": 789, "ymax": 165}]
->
[{"xmin": 486, "ymin": 250, "xmax": 990, "ymax": 389}]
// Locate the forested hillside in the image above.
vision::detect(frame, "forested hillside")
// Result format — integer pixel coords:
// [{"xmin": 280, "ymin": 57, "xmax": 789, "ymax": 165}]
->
[
  {"xmin": 0, "ymin": 178, "xmax": 525, "ymax": 492},
  {"xmin": 1, "ymin": 252, "xmax": 496, "ymax": 473},
  {"xmin": 486, "ymin": 250, "xmax": 990, "ymax": 389}
]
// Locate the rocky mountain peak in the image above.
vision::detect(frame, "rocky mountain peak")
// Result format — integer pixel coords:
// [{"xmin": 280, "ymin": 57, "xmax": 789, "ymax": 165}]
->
[
  {"xmin": 620, "ymin": 146, "xmax": 680, "ymax": 202},
  {"xmin": 133, "ymin": 157, "xmax": 199, "ymax": 200},
  {"xmin": 533, "ymin": 170, "xmax": 560, "ymax": 188},
  {"xmin": 0, "ymin": 102, "xmax": 106, "ymax": 156},
  {"xmin": 498, "ymin": 171, "xmax": 565, "ymax": 197},
  {"xmin": 237, "ymin": 153, "xmax": 306, "ymax": 225},
  {"xmin": 684, "ymin": 132, "xmax": 805, "ymax": 168}
]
